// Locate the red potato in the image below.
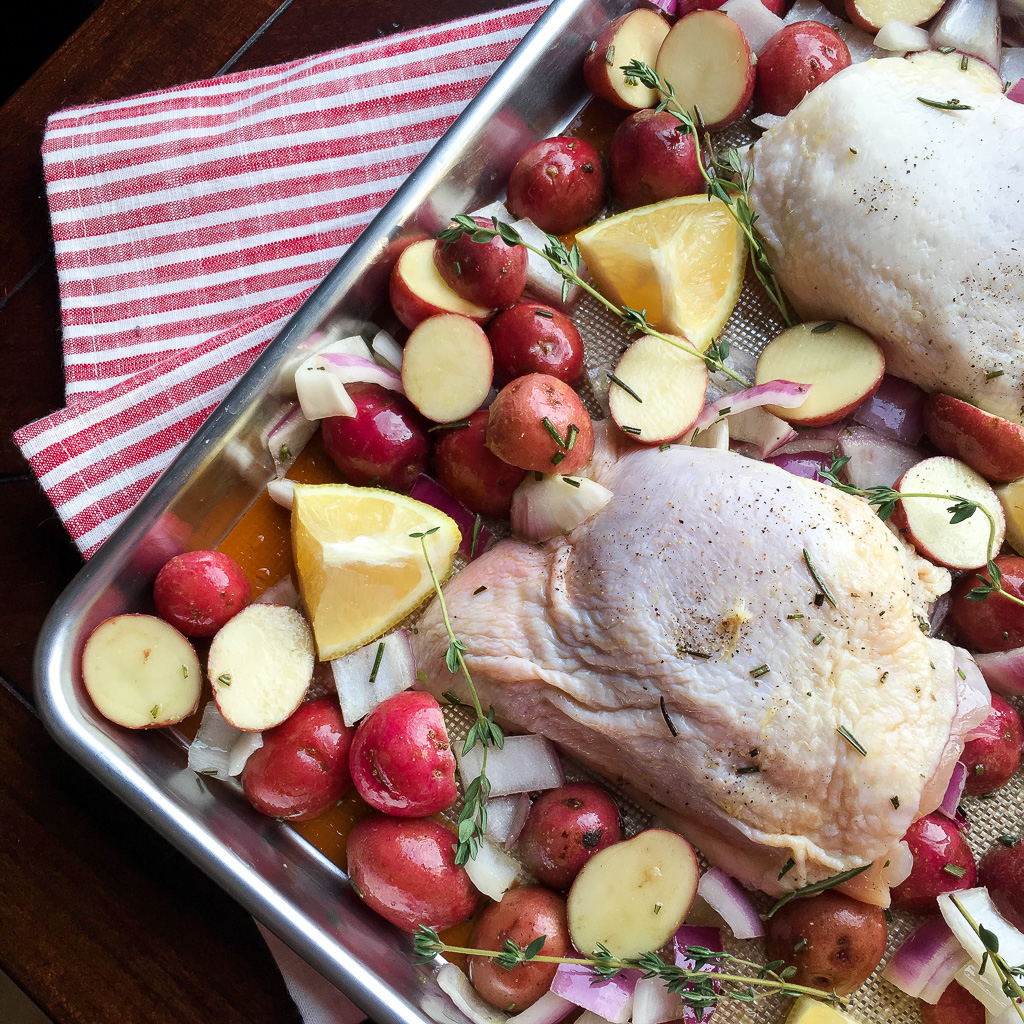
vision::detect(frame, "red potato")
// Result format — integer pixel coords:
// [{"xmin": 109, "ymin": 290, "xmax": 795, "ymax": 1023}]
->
[
  {"xmin": 681, "ymin": 0, "xmax": 786, "ymax": 14},
  {"xmin": 506, "ymin": 137, "xmax": 607, "ymax": 235},
  {"xmin": 486, "ymin": 373, "xmax": 594, "ymax": 474},
  {"xmin": 923, "ymin": 393, "xmax": 1024, "ymax": 484},
  {"xmin": 609, "ymin": 109, "xmax": 704, "ymax": 210},
  {"xmin": 517, "ymin": 782, "xmax": 623, "ymax": 890},
  {"xmin": 81, "ymin": 614, "xmax": 202, "ymax": 729},
  {"xmin": 921, "ymin": 981, "xmax": 985, "ymax": 1024},
  {"xmin": 764, "ymin": 890, "xmax": 887, "ymax": 995},
  {"xmin": 241, "ymin": 696, "xmax": 354, "ymax": 820},
  {"xmin": 433, "ymin": 410, "xmax": 527, "ymax": 520},
  {"xmin": 434, "ymin": 217, "xmax": 527, "ymax": 310},
  {"xmin": 346, "ymin": 814, "xmax": 478, "ymax": 932},
  {"xmin": 979, "ymin": 840, "xmax": 1024, "ymax": 932},
  {"xmin": 321, "ymin": 383, "xmax": 430, "ymax": 493},
  {"xmin": 153, "ymin": 549, "xmax": 251, "ymax": 637},
  {"xmin": 890, "ymin": 812, "xmax": 977, "ymax": 914},
  {"xmin": 401, "ymin": 314, "xmax": 494, "ymax": 424},
  {"xmin": 846, "ymin": 0, "xmax": 943, "ymax": 32},
  {"xmin": 959, "ymin": 693, "xmax": 1023, "ymax": 796},
  {"xmin": 486, "ymin": 302, "xmax": 584, "ymax": 385},
  {"xmin": 754, "ymin": 22, "xmax": 851, "ymax": 117},
  {"xmin": 654, "ymin": 11, "xmax": 756, "ymax": 130},
  {"xmin": 950, "ymin": 555, "xmax": 1024, "ymax": 653},
  {"xmin": 389, "ymin": 239, "xmax": 492, "ymax": 330},
  {"xmin": 469, "ymin": 887, "xmax": 571, "ymax": 1011},
  {"xmin": 348, "ymin": 691, "xmax": 457, "ymax": 817},
  {"xmin": 891, "ymin": 457, "xmax": 1005, "ymax": 571},
  {"xmin": 583, "ymin": 9, "xmax": 670, "ymax": 110}
]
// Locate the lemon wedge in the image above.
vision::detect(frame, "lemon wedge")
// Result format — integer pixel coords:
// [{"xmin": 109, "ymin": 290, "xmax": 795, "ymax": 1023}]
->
[
  {"xmin": 291, "ymin": 483, "xmax": 460, "ymax": 660},
  {"xmin": 785, "ymin": 996, "xmax": 862, "ymax": 1024},
  {"xmin": 575, "ymin": 194, "xmax": 746, "ymax": 351}
]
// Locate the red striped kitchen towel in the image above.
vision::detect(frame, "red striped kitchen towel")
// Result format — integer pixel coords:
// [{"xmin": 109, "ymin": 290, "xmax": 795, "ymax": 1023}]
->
[{"xmin": 15, "ymin": 0, "xmax": 548, "ymax": 558}]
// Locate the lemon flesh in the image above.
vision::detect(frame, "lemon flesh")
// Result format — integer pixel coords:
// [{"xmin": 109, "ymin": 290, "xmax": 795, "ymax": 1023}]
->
[
  {"xmin": 291, "ymin": 483, "xmax": 460, "ymax": 660},
  {"xmin": 575, "ymin": 194, "xmax": 746, "ymax": 351},
  {"xmin": 785, "ymin": 996, "xmax": 863, "ymax": 1024}
]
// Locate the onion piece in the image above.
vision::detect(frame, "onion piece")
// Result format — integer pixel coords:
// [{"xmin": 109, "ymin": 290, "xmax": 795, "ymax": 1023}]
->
[
  {"xmin": 692, "ymin": 380, "xmax": 810, "ymax": 434},
  {"xmin": 512, "ymin": 216, "xmax": 583, "ymax": 310},
  {"xmin": 1003, "ymin": 46, "xmax": 1024, "ymax": 85},
  {"xmin": 267, "ymin": 478, "xmax": 295, "ymax": 510},
  {"xmin": 228, "ymin": 730, "xmax": 264, "ymax": 777},
  {"xmin": 721, "ymin": 0, "xmax": 784, "ymax": 52},
  {"xmin": 673, "ymin": 926, "xmax": 724, "ymax": 1024},
  {"xmin": 875, "ymin": 19, "xmax": 930, "ymax": 50},
  {"xmin": 511, "ymin": 474, "xmax": 613, "ymax": 543},
  {"xmin": 930, "ymin": 0, "xmax": 1001, "ymax": 68},
  {"xmin": 882, "ymin": 917, "xmax": 972, "ymax": 1003},
  {"xmin": 294, "ymin": 354, "xmax": 356, "ymax": 420},
  {"xmin": 265, "ymin": 404, "xmax": 317, "ymax": 478},
  {"xmin": 850, "ymin": 374, "xmax": 926, "ymax": 445},
  {"xmin": 690, "ymin": 418, "xmax": 730, "ymax": 451},
  {"xmin": 765, "ymin": 451, "xmax": 830, "ymax": 480},
  {"xmin": 506, "ymin": 990, "xmax": 574, "ymax": 1024},
  {"xmin": 940, "ymin": 761, "xmax": 969, "ymax": 818},
  {"xmin": 371, "ymin": 329, "xmax": 403, "ymax": 373},
  {"xmin": 464, "ymin": 837, "xmax": 520, "ymax": 901},
  {"xmin": 648, "ymin": 0, "xmax": 678, "ymax": 14},
  {"xmin": 457, "ymin": 734, "xmax": 564, "ymax": 797},
  {"xmin": 979, "ymin": 646, "xmax": 1024, "ymax": 695},
  {"xmin": 436, "ymin": 963, "xmax": 509, "ymax": 1024},
  {"xmin": 550, "ymin": 963, "xmax": 639, "ymax": 1023},
  {"xmin": 1009, "ymin": 78, "xmax": 1024, "ymax": 102},
  {"xmin": 410, "ymin": 475, "xmax": 493, "ymax": 561},
  {"xmin": 484, "ymin": 793, "xmax": 532, "ymax": 850},
  {"xmin": 254, "ymin": 575, "xmax": 300, "ymax": 609},
  {"xmin": 696, "ymin": 869, "xmax": 764, "ymax": 940},
  {"xmin": 771, "ymin": 424, "xmax": 844, "ymax": 458},
  {"xmin": 330, "ymin": 629, "xmax": 416, "ymax": 726},
  {"xmin": 727, "ymin": 407, "xmax": 798, "ymax": 459},
  {"xmin": 318, "ymin": 350, "xmax": 403, "ymax": 393},
  {"xmin": 187, "ymin": 701, "xmax": 262, "ymax": 780},
  {"xmin": 632, "ymin": 976, "xmax": 685, "ymax": 1024},
  {"xmin": 838, "ymin": 424, "xmax": 922, "ymax": 490}
]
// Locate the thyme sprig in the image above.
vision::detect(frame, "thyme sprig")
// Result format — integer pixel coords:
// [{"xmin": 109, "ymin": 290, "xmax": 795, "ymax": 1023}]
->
[
  {"xmin": 766, "ymin": 862, "xmax": 873, "ymax": 917},
  {"xmin": 620, "ymin": 59, "xmax": 795, "ymax": 329},
  {"xmin": 820, "ymin": 455, "xmax": 1024, "ymax": 610},
  {"xmin": 438, "ymin": 216, "xmax": 750, "ymax": 387},
  {"xmin": 412, "ymin": 528, "xmax": 503, "ymax": 864},
  {"xmin": 412, "ymin": 927, "xmax": 843, "ymax": 1008},
  {"xmin": 949, "ymin": 895, "xmax": 1024, "ymax": 1021}
]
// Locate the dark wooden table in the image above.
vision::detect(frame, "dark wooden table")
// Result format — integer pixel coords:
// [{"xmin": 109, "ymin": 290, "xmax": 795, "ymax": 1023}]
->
[{"xmin": 0, "ymin": 0, "xmax": 517, "ymax": 1019}]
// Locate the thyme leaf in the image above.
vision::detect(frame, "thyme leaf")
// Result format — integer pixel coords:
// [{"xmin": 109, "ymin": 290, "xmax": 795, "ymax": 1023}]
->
[{"xmin": 766, "ymin": 863, "xmax": 873, "ymax": 917}]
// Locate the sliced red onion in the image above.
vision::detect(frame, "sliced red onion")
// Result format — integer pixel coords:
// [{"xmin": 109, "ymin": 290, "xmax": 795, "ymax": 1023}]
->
[
  {"xmin": 772, "ymin": 423, "xmax": 844, "ymax": 458},
  {"xmin": 929, "ymin": 591, "xmax": 951, "ymax": 635},
  {"xmin": 267, "ymin": 477, "xmax": 295, "ymax": 510},
  {"xmin": 506, "ymin": 990, "xmax": 574, "ymax": 1024},
  {"xmin": 931, "ymin": 0, "xmax": 1001, "ymax": 68},
  {"xmin": 696, "ymin": 869, "xmax": 764, "ymax": 940},
  {"xmin": 839, "ymin": 424, "xmax": 922, "ymax": 490},
  {"xmin": 1008, "ymin": 78, "xmax": 1024, "ymax": 102},
  {"xmin": 550, "ymin": 962, "xmax": 639, "ymax": 1023},
  {"xmin": 690, "ymin": 418, "xmax": 729, "ymax": 451},
  {"xmin": 648, "ymin": 0, "xmax": 678, "ymax": 14},
  {"xmin": 765, "ymin": 451, "xmax": 830, "ymax": 480},
  {"xmin": 974, "ymin": 647, "xmax": 1024, "ymax": 695},
  {"xmin": 875, "ymin": 19, "xmax": 930, "ymax": 50},
  {"xmin": 850, "ymin": 374, "xmax": 925, "ymax": 446},
  {"xmin": 330, "ymin": 629, "xmax": 416, "ymax": 726},
  {"xmin": 673, "ymin": 926, "xmax": 724, "ymax": 1024},
  {"xmin": 721, "ymin": 0, "xmax": 784, "ymax": 52},
  {"xmin": 882, "ymin": 917, "xmax": 972, "ymax": 1003},
  {"xmin": 411, "ymin": 475, "xmax": 493, "ymax": 560},
  {"xmin": 187, "ymin": 702, "xmax": 263, "ymax": 780},
  {"xmin": 436, "ymin": 964, "xmax": 509, "ymax": 1024},
  {"xmin": 464, "ymin": 837, "xmax": 520, "ymax": 901},
  {"xmin": 632, "ymin": 976, "xmax": 685, "ymax": 1024},
  {"xmin": 265, "ymin": 404, "xmax": 317, "ymax": 478},
  {"xmin": 457, "ymin": 735, "xmax": 564, "ymax": 797},
  {"xmin": 484, "ymin": 793, "xmax": 532, "ymax": 850},
  {"xmin": 294, "ymin": 355, "xmax": 356, "ymax": 420},
  {"xmin": 727, "ymin": 407, "xmax": 798, "ymax": 459},
  {"xmin": 511, "ymin": 474, "xmax": 613, "ymax": 543},
  {"xmin": 940, "ymin": 761, "xmax": 969, "ymax": 818},
  {"xmin": 255, "ymin": 575, "xmax": 300, "ymax": 609},
  {"xmin": 692, "ymin": 380, "xmax": 810, "ymax": 434},
  {"xmin": 318, "ymin": 350, "xmax": 403, "ymax": 393},
  {"xmin": 371, "ymin": 329, "xmax": 403, "ymax": 373},
  {"xmin": 513, "ymin": 216, "xmax": 583, "ymax": 310}
]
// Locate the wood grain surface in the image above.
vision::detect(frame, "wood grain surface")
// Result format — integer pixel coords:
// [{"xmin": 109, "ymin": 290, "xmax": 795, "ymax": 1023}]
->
[{"xmin": 0, "ymin": 0, "xmax": 519, "ymax": 1018}]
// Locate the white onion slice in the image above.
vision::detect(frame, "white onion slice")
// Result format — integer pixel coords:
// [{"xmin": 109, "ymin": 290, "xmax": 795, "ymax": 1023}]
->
[
  {"xmin": 228, "ymin": 730, "xmax": 264, "ymax": 776},
  {"xmin": 457, "ymin": 734, "xmax": 564, "ymax": 797},
  {"xmin": 506, "ymin": 990, "xmax": 574, "ymax": 1024},
  {"xmin": 839, "ymin": 425, "xmax": 922, "ymax": 491},
  {"xmin": 692, "ymin": 380, "xmax": 810, "ymax": 434},
  {"xmin": 318, "ymin": 350, "xmax": 403, "ymax": 393},
  {"xmin": 931, "ymin": 0, "xmax": 1001, "ymax": 68},
  {"xmin": 295, "ymin": 355, "xmax": 356, "ymax": 420},
  {"xmin": 330, "ymin": 629, "xmax": 416, "ymax": 726},
  {"xmin": 187, "ymin": 701, "xmax": 262, "ymax": 779},
  {"xmin": 940, "ymin": 761, "xmax": 969, "ymax": 818},
  {"xmin": 875, "ymin": 19, "xmax": 930, "ymax": 50},
  {"xmin": 265, "ymin": 404, "xmax": 317, "ymax": 478},
  {"xmin": 1003, "ymin": 46, "xmax": 1024, "ymax": 84},
  {"xmin": 550, "ymin": 964, "xmax": 638, "ymax": 1023},
  {"xmin": 464, "ymin": 837, "xmax": 520, "ymax": 901},
  {"xmin": 371, "ymin": 329, "xmax": 404, "ymax": 373},
  {"xmin": 728, "ymin": 407, "xmax": 798, "ymax": 459},
  {"xmin": 882, "ymin": 917, "xmax": 971, "ymax": 1003},
  {"xmin": 436, "ymin": 964, "xmax": 509, "ymax": 1024},
  {"xmin": 267, "ymin": 477, "xmax": 295, "ymax": 510},
  {"xmin": 696, "ymin": 868, "xmax": 764, "ymax": 940},
  {"xmin": 975, "ymin": 646, "xmax": 1024, "ymax": 696},
  {"xmin": 511, "ymin": 474, "xmax": 613, "ymax": 542},
  {"xmin": 411, "ymin": 475, "xmax": 493, "ymax": 560},
  {"xmin": 512, "ymin": 216, "xmax": 584, "ymax": 310},
  {"xmin": 632, "ymin": 976, "xmax": 685, "ymax": 1024},
  {"xmin": 690, "ymin": 418, "xmax": 730, "ymax": 450},
  {"xmin": 255, "ymin": 575, "xmax": 301, "ymax": 609},
  {"xmin": 721, "ymin": 0, "xmax": 784, "ymax": 52},
  {"xmin": 484, "ymin": 793, "xmax": 532, "ymax": 850}
]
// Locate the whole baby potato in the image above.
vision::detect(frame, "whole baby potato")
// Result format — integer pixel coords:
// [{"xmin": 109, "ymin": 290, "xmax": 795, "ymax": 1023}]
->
[
  {"xmin": 518, "ymin": 782, "xmax": 623, "ymax": 889},
  {"xmin": 959, "ymin": 693, "xmax": 1024, "ymax": 796},
  {"xmin": 890, "ymin": 812, "xmax": 977, "ymax": 913},
  {"xmin": 754, "ymin": 22, "xmax": 851, "ymax": 117},
  {"xmin": 486, "ymin": 302, "xmax": 585, "ymax": 386},
  {"xmin": 469, "ymin": 886, "xmax": 570, "ymax": 1011},
  {"xmin": 153, "ymin": 549, "xmax": 251, "ymax": 637},
  {"xmin": 609, "ymin": 109, "xmax": 704, "ymax": 210},
  {"xmin": 346, "ymin": 814, "xmax": 478, "ymax": 932},
  {"xmin": 764, "ymin": 889, "xmax": 887, "ymax": 995},
  {"xmin": 486, "ymin": 373, "xmax": 594, "ymax": 474},
  {"xmin": 433, "ymin": 217, "xmax": 527, "ymax": 309}
]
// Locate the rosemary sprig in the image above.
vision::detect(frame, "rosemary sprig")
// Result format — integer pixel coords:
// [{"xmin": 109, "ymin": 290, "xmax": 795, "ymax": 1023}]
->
[
  {"xmin": 438, "ymin": 216, "xmax": 750, "ymax": 386},
  {"xmin": 918, "ymin": 96, "xmax": 973, "ymax": 110},
  {"xmin": 412, "ymin": 927, "xmax": 842, "ymax": 1007},
  {"xmin": 766, "ymin": 862, "xmax": 872, "ymax": 917},
  {"xmin": 412, "ymin": 528, "xmax": 503, "ymax": 864},
  {"xmin": 949, "ymin": 895, "xmax": 1024, "ymax": 1022},
  {"xmin": 820, "ymin": 455, "xmax": 1024, "ymax": 610},
  {"xmin": 620, "ymin": 59, "xmax": 795, "ymax": 329}
]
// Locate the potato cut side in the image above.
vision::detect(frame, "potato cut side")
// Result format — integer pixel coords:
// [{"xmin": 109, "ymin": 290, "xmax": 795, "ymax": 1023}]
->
[
  {"xmin": 567, "ymin": 828, "xmax": 699, "ymax": 958},
  {"xmin": 208, "ymin": 604, "xmax": 314, "ymax": 730},
  {"xmin": 896, "ymin": 457, "xmax": 1005, "ymax": 570},
  {"xmin": 654, "ymin": 11, "xmax": 755, "ymax": 128},
  {"xmin": 392, "ymin": 239, "xmax": 492, "ymax": 323},
  {"xmin": 755, "ymin": 321, "xmax": 885, "ymax": 427},
  {"xmin": 402, "ymin": 314, "xmax": 494, "ymax": 423},
  {"xmin": 608, "ymin": 334, "xmax": 708, "ymax": 444},
  {"xmin": 846, "ymin": 0, "xmax": 943, "ymax": 32},
  {"xmin": 996, "ymin": 478, "xmax": 1024, "ymax": 557},
  {"xmin": 586, "ymin": 10, "xmax": 670, "ymax": 109},
  {"xmin": 82, "ymin": 614, "xmax": 202, "ymax": 729},
  {"xmin": 906, "ymin": 49, "xmax": 1003, "ymax": 92}
]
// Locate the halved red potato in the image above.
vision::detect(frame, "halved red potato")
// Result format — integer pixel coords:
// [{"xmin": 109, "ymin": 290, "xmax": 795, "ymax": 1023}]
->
[
  {"xmin": 390, "ymin": 239, "xmax": 492, "ymax": 330},
  {"xmin": 754, "ymin": 321, "xmax": 885, "ymax": 427},
  {"xmin": 845, "ymin": 0, "xmax": 943, "ymax": 32},
  {"xmin": 583, "ymin": 9, "xmax": 671, "ymax": 110},
  {"xmin": 923, "ymin": 393, "xmax": 1024, "ymax": 484}
]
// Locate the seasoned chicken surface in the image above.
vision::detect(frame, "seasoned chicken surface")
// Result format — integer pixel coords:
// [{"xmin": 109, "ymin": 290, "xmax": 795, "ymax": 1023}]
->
[
  {"xmin": 748, "ymin": 57, "xmax": 1024, "ymax": 424},
  {"xmin": 414, "ymin": 445, "xmax": 988, "ymax": 900}
]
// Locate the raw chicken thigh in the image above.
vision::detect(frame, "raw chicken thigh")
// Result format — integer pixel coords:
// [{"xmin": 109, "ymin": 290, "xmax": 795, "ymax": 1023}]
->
[
  {"xmin": 748, "ymin": 57, "xmax": 1024, "ymax": 424},
  {"xmin": 414, "ymin": 443, "xmax": 988, "ymax": 901}
]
